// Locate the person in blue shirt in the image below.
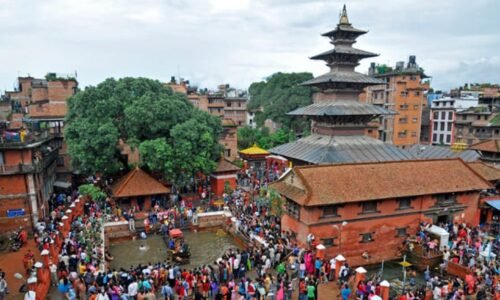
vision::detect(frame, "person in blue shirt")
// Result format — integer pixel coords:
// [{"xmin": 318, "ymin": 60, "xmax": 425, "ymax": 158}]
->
[
  {"xmin": 315, "ymin": 258, "xmax": 322, "ymax": 277},
  {"xmin": 341, "ymin": 283, "xmax": 352, "ymax": 300}
]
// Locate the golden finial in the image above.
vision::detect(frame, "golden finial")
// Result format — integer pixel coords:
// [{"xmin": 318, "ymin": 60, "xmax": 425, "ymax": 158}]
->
[{"xmin": 339, "ymin": 4, "xmax": 350, "ymax": 25}]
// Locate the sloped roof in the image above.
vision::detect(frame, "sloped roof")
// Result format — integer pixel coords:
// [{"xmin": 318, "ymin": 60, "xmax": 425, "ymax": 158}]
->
[
  {"xmin": 271, "ymin": 159, "xmax": 491, "ymax": 206},
  {"xmin": 311, "ymin": 47, "xmax": 378, "ymax": 60},
  {"xmin": 111, "ymin": 167, "xmax": 170, "ymax": 198},
  {"xmin": 470, "ymin": 140, "xmax": 500, "ymax": 153},
  {"xmin": 301, "ymin": 71, "xmax": 384, "ymax": 86},
  {"xmin": 215, "ymin": 158, "xmax": 240, "ymax": 173},
  {"xmin": 321, "ymin": 24, "xmax": 368, "ymax": 37},
  {"xmin": 239, "ymin": 144, "xmax": 270, "ymax": 156},
  {"xmin": 407, "ymin": 144, "xmax": 479, "ymax": 162},
  {"xmin": 287, "ymin": 101, "xmax": 396, "ymax": 116},
  {"xmin": 467, "ymin": 162, "xmax": 500, "ymax": 182},
  {"xmin": 270, "ymin": 134, "xmax": 414, "ymax": 164}
]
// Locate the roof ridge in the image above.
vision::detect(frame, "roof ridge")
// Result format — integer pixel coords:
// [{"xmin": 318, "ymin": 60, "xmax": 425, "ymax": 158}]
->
[
  {"xmin": 293, "ymin": 157, "xmax": 460, "ymax": 170},
  {"xmin": 115, "ymin": 168, "xmax": 139, "ymax": 196}
]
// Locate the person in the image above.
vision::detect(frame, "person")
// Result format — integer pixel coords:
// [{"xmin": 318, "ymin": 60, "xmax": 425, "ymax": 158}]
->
[
  {"xmin": 341, "ymin": 283, "xmax": 351, "ymax": 300},
  {"xmin": 0, "ymin": 273, "xmax": 7, "ymax": 300},
  {"xmin": 129, "ymin": 216, "xmax": 135, "ymax": 232},
  {"xmin": 306, "ymin": 280, "xmax": 315, "ymax": 300}
]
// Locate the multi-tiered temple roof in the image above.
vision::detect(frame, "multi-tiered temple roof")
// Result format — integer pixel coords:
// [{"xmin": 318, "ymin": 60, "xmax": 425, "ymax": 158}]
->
[{"xmin": 270, "ymin": 5, "xmax": 413, "ymax": 164}]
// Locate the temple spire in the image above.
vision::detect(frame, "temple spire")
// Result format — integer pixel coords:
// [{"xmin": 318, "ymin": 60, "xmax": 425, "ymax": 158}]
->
[{"xmin": 339, "ymin": 4, "xmax": 350, "ymax": 25}]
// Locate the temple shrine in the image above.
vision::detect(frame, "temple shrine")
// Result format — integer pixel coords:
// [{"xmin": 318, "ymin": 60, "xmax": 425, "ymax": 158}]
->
[{"xmin": 270, "ymin": 5, "xmax": 414, "ymax": 165}]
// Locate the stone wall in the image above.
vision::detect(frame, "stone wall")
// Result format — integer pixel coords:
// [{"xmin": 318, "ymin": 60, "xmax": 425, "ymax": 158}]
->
[
  {"xmin": 104, "ymin": 221, "xmax": 133, "ymax": 245},
  {"xmin": 196, "ymin": 211, "xmax": 232, "ymax": 229}
]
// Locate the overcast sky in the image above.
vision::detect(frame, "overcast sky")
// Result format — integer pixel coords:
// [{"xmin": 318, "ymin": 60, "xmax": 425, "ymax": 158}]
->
[{"xmin": 0, "ymin": 0, "xmax": 499, "ymax": 93}]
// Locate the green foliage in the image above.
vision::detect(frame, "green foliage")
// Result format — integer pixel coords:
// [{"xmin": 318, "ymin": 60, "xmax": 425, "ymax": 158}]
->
[
  {"xmin": 247, "ymin": 72, "xmax": 313, "ymax": 132},
  {"xmin": 224, "ymin": 181, "xmax": 233, "ymax": 194},
  {"xmin": 258, "ymin": 187, "xmax": 284, "ymax": 218},
  {"xmin": 45, "ymin": 72, "xmax": 76, "ymax": 82},
  {"xmin": 65, "ymin": 77, "xmax": 222, "ymax": 184},
  {"xmin": 237, "ymin": 126, "xmax": 294, "ymax": 150},
  {"xmin": 78, "ymin": 184, "xmax": 106, "ymax": 201}
]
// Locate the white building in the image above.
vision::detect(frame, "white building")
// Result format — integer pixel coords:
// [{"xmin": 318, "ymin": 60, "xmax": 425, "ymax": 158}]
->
[
  {"xmin": 430, "ymin": 96, "xmax": 478, "ymax": 145},
  {"xmin": 247, "ymin": 111, "xmax": 257, "ymax": 128}
]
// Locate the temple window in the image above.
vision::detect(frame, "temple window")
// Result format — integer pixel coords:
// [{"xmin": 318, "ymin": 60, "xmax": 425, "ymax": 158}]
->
[
  {"xmin": 361, "ymin": 201, "xmax": 378, "ymax": 214},
  {"xmin": 435, "ymin": 193, "xmax": 456, "ymax": 207},
  {"xmin": 322, "ymin": 205, "xmax": 339, "ymax": 217},
  {"xmin": 396, "ymin": 227, "xmax": 408, "ymax": 237},
  {"xmin": 321, "ymin": 238, "xmax": 337, "ymax": 247},
  {"xmin": 360, "ymin": 232, "xmax": 374, "ymax": 243},
  {"xmin": 286, "ymin": 198, "xmax": 300, "ymax": 219},
  {"xmin": 397, "ymin": 197, "xmax": 414, "ymax": 210}
]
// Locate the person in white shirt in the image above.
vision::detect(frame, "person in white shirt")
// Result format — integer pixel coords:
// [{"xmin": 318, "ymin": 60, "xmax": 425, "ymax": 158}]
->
[{"xmin": 128, "ymin": 280, "xmax": 138, "ymax": 298}]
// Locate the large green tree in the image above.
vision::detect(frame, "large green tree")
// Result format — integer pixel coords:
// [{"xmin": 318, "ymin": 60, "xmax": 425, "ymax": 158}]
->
[
  {"xmin": 65, "ymin": 77, "xmax": 222, "ymax": 185},
  {"xmin": 237, "ymin": 126, "xmax": 294, "ymax": 150},
  {"xmin": 248, "ymin": 72, "xmax": 314, "ymax": 133}
]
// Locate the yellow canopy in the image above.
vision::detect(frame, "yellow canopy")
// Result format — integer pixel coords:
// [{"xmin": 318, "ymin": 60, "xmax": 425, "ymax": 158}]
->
[{"xmin": 239, "ymin": 144, "xmax": 270, "ymax": 155}]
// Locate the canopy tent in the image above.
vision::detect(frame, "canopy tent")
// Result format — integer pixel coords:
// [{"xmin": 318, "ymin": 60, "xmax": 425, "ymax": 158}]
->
[
  {"xmin": 485, "ymin": 199, "xmax": 500, "ymax": 211},
  {"xmin": 425, "ymin": 225, "xmax": 450, "ymax": 250}
]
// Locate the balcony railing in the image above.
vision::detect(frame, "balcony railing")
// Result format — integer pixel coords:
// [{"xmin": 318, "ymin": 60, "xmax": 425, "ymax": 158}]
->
[
  {"xmin": 0, "ymin": 130, "xmax": 53, "ymax": 149},
  {"xmin": 0, "ymin": 148, "xmax": 58, "ymax": 175}
]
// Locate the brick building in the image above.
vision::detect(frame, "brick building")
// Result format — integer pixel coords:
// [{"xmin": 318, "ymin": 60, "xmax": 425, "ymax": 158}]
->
[
  {"xmin": 0, "ymin": 124, "xmax": 60, "ymax": 233},
  {"xmin": 364, "ymin": 57, "xmax": 430, "ymax": 147},
  {"xmin": 166, "ymin": 78, "xmax": 245, "ymax": 161},
  {"xmin": 3, "ymin": 74, "xmax": 78, "ymax": 184},
  {"xmin": 454, "ymin": 106, "xmax": 500, "ymax": 146},
  {"xmin": 271, "ymin": 158, "xmax": 491, "ymax": 266}
]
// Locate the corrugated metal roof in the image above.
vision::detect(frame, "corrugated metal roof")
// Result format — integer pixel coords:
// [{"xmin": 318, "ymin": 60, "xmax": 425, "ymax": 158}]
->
[
  {"xmin": 311, "ymin": 47, "xmax": 378, "ymax": 60},
  {"xmin": 287, "ymin": 101, "xmax": 396, "ymax": 116},
  {"xmin": 407, "ymin": 144, "xmax": 479, "ymax": 162},
  {"xmin": 301, "ymin": 71, "xmax": 384, "ymax": 86},
  {"xmin": 269, "ymin": 134, "xmax": 415, "ymax": 164}
]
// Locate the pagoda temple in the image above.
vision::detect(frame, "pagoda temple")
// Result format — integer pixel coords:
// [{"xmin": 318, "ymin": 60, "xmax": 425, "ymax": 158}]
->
[{"xmin": 270, "ymin": 5, "xmax": 414, "ymax": 165}]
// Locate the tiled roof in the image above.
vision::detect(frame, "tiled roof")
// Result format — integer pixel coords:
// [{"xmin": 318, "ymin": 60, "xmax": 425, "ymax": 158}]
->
[
  {"xmin": 29, "ymin": 103, "xmax": 67, "ymax": 118},
  {"xmin": 470, "ymin": 140, "xmax": 500, "ymax": 153},
  {"xmin": 407, "ymin": 144, "xmax": 479, "ymax": 162},
  {"xmin": 311, "ymin": 47, "xmax": 378, "ymax": 60},
  {"xmin": 271, "ymin": 159, "xmax": 491, "ymax": 206},
  {"xmin": 111, "ymin": 167, "xmax": 170, "ymax": 198},
  {"xmin": 287, "ymin": 101, "xmax": 396, "ymax": 116},
  {"xmin": 270, "ymin": 134, "xmax": 414, "ymax": 164},
  {"xmin": 215, "ymin": 158, "xmax": 240, "ymax": 173},
  {"xmin": 239, "ymin": 144, "xmax": 270, "ymax": 156},
  {"xmin": 301, "ymin": 71, "xmax": 384, "ymax": 86},
  {"xmin": 467, "ymin": 162, "xmax": 500, "ymax": 182}
]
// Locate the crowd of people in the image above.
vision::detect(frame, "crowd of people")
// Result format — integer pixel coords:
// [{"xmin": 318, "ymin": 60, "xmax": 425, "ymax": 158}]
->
[
  {"xmin": 3, "ymin": 170, "xmax": 498, "ymax": 300},
  {"xmin": 403, "ymin": 221, "xmax": 500, "ymax": 300}
]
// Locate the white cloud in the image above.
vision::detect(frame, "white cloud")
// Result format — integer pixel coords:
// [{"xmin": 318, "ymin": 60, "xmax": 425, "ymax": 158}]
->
[{"xmin": 0, "ymin": 0, "xmax": 498, "ymax": 93}]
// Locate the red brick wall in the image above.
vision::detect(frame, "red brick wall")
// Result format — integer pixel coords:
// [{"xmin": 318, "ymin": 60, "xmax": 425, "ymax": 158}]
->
[
  {"xmin": 0, "ymin": 174, "xmax": 28, "ymax": 194},
  {"xmin": 47, "ymin": 81, "xmax": 76, "ymax": 102},
  {"xmin": 4, "ymin": 149, "xmax": 32, "ymax": 165},
  {"xmin": 31, "ymin": 87, "xmax": 48, "ymax": 103},
  {"xmin": 282, "ymin": 192, "xmax": 481, "ymax": 266}
]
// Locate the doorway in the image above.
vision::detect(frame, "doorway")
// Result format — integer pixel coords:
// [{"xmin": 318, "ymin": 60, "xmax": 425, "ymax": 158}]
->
[{"xmin": 437, "ymin": 214, "xmax": 450, "ymax": 225}]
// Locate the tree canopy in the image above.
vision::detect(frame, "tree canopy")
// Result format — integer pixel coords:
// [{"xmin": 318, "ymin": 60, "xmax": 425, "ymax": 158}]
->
[
  {"xmin": 237, "ymin": 126, "xmax": 294, "ymax": 150},
  {"xmin": 247, "ymin": 72, "xmax": 314, "ymax": 133},
  {"xmin": 65, "ymin": 77, "xmax": 222, "ymax": 185}
]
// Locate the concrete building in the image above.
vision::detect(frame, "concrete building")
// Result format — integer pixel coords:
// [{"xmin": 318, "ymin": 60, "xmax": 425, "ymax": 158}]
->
[
  {"xmin": 364, "ymin": 57, "xmax": 430, "ymax": 147},
  {"xmin": 0, "ymin": 122, "xmax": 60, "ymax": 233},
  {"xmin": 430, "ymin": 97, "xmax": 478, "ymax": 146},
  {"xmin": 208, "ymin": 84, "xmax": 248, "ymax": 127},
  {"xmin": 454, "ymin": 106, "xmax": 500, "ymax": 146},
  {"xmin": 271, "ymin": 158, "xmax": 491, "ymax": 265}
]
